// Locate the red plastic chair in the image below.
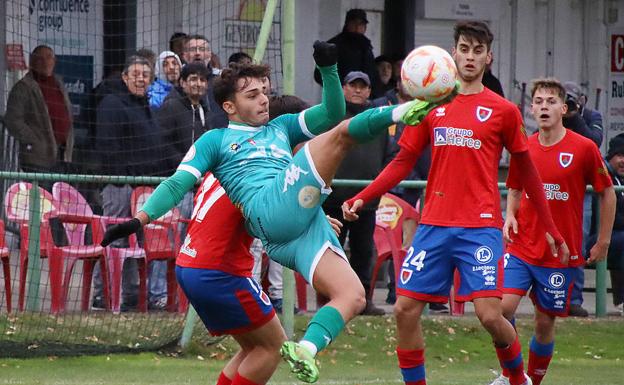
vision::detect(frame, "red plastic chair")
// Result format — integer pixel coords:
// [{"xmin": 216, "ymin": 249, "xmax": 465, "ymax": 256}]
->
[
  {"xmin": 371, "ymin": 194, "xmax": 420, "ymax": 301},
  {"xmin": 4, "ymin": 182, "xmax": 110, "ymax": 313},
  {"xmin": 52, "ymin": 182, "xmax": 147, "ymax": 314},
  {"xmin": 131, "ymin": 186, "xmax": 183, "ymax": 312},
  {"xmin": 0, "ymin": 219, "xmax": 12, "ymax": 313}
]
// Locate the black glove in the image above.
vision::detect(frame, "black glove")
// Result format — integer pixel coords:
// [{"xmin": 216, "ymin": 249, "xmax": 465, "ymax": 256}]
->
[
  {"xmin": 101, "ymin": 218, "xmax": 141, "ymax": 247},
  {"xmin": 313, "ymin": 40, "xmax": 337, "ymax": 67}
]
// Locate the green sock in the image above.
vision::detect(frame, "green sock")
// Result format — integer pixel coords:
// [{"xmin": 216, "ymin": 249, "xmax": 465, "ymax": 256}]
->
[
  {"xmin": 302, "ymin": 306, "xmax": 345, "ymax": 353},
  {"xmin": 347, "ymin": 105, "xmax": 397, "ymax": 143}
]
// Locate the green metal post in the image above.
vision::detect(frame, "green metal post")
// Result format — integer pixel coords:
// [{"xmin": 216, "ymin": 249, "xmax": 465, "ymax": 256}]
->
[
  {"xmin": 26, "ymin": 182, "xmax": 42, "ymax": 311},
  {"xmin": 281, "ymin": 0, "xmax": 296, "ymax": 339},
  {"xmin": 594, "ymin": 193, "xmax": 607, "ymax": 317},
  {"xmin": 179, "ymin": 305, "xmax": 198, "ymax": 349},
  {"xmin": 253, "ymin": 0, "xmax": 279, "ymax": 63}
]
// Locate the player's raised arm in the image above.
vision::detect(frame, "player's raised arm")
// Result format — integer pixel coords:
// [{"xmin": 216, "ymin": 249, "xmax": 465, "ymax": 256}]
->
[
  {"xmin": 101, "ymin": 131, "xmax": 221, "ymax": 247},
  {"xmin": 302, "ymin": 41, "xmax": 346, "ymax": 134}
]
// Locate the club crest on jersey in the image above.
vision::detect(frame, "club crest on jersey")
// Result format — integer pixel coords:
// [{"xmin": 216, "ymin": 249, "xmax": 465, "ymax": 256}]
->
[
  {"xmin": 559, "ymin": 152, "xmax": 573, "ymax": 168},
  {"xmin": 400, "ymin": 268, "xmax": 413, "ymax": 284},
  {"xmin": 548, "ymin": 272, "xmax": 565, "ymax": 289},
  {"xmin": 476, "ymin": 106, "xmax": 493, "ymax": 122},
  {"xmin": 230, "ymin": 143, "xmax": 241, "ymax": 152}
]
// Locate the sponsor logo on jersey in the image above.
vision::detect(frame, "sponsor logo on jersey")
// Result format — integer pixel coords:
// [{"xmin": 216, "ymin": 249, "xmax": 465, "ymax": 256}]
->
[
  {"xmin": 435, "ymin": 107, "xmax": 446, "ymax": 117},
  {"xmin": 548, "ymin": 272, "xmax": 565, "ymax": 288},
  {"xmin": 543, "ymin": 183, "xmax": 569, "ymax": 201},
  {"xmin": 559, "ymin": 152, "xmax": 573, "ymax": 168},
  {"xmin": 474, "ymin": 246, "xmax": 494, "ymax": 264},
  {"xmin": 433, "ymin": 127, "xmax": 482, "ymax": 149},
  {"xmin": 230, "ymin": 143, "xmax": 241, "ymax": 152},
  {"xmin": 476, "ymin": 106, "xmax": 493, "ymax": 122},
  {"xmin": 182, "ymin": 145, "xmax": 196, "ymax": 162},
  {"xmin": 484, "ymin": 274, "xmax": 496, "ymax": 285},
  {"xmin": 180, "ymin": 235, "xmax": 197, "ymax": 258},
  {"xmin": 282, "ymin": 164, "xmax": 309, "ymax": 192},
  {"xmin": 247, "ymin": 138, "xmax": 256, "ymax": 146},
  {"xmin": 555, "ymin": 300, "xmax": 564, "ymax": 308},
  {"xmin": 544, "ymin": 287, "xmax": 565, "ymax": 299},
  {"xmin": 400, "ymin": 268, "xmax": 413, "ymax": 284},
  {"xmin": 298, "ymin": 185, "xmax": 321, "ymax": 208}
]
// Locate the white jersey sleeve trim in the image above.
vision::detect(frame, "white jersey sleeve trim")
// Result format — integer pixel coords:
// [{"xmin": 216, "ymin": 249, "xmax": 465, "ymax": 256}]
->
[
  {"xmin": 299, "ymin": 110, "xmax": 315, "ymax": 139},
  {"xmin": 177, "ymin": 165, "xmax": 202, "ymax": 179}
]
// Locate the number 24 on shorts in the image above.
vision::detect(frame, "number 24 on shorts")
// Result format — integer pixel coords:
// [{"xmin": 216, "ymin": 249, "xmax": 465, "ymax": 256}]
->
[{"xmin": 403, "ymin": 247, "xmax": 426, "ymax": 271}]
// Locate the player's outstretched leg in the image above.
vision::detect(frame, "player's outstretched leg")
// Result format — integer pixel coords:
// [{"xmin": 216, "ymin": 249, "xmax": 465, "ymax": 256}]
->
[{"xmin": 280, "ymin": 249, "xmax": 365, "ymax": 383}]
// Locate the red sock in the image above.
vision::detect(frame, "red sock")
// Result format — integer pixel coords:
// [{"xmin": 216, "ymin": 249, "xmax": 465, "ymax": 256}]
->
[
  {"xmin": 396, "ymin": 348, "xmax": 426, "ymax": 385},
  {"xmin": 495, "ymin": 335, "xmax": 526, "ymax": 385},
  {"xmin": 527, "ymin": 337, "xmax": 554, "ymax": 385},
  {"xmin": 216, "ymin": 372, "xmax": 232, "ymax": 385},
  {"xmin": 231, "ymin": 373, "xmax": 262, "ymax": 385}
]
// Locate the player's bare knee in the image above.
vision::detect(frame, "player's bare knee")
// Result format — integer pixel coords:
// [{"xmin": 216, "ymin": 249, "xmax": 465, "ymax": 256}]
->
[
  {"xmin": 477, "ymin": 311, "xmax": 503, "ymax": 333},
  {"xmin": 394, "ymin": 299, "xmax": 423, "ymax": 321}
]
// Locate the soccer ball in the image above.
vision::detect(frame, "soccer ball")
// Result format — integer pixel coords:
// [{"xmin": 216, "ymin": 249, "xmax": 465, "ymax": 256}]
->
[{"xmin": 401, "ymin": 45, "xmax": 457, "ymax": 102}]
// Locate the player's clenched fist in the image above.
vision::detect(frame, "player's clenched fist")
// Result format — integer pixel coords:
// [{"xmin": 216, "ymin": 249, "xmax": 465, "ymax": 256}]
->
[
  {"xmin": 313, "ymin": 40, "xmax": 337, "ymax": 67},
  {"xmin": 101, "ymin": 218, "xmax": 141, "ymax": 247}
]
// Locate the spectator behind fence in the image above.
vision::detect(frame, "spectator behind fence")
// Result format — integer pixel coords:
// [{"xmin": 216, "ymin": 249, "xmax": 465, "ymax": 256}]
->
[
  {"xmin": 5, "ymin": 45, "xmax": 73, "ymax": 174},
  {"xmin": 587, "ymin": 134, "xmax": 624, "ymax": 316},
  {"xmin": 92, "ymin": 55, "xmax": 172, "ymax": 311},
  {"xmin": 185, "ymin": 34, "xmax": 228, "ymax": 129},
  {"xmin": 563, "ymin": 81, "xmax": 605, "ymax": 317},
  {"xmin": 314, "ymin": 9, "xmax": 381, "ymax": 98},
  {"xmin": 148, "ymin": 51, "xmax": 182, "ymax": 109},
  {"xmin": 322, "ymin": 71, "xmax": 386, "ymax": 316},
  {"xmin": 169, "ymin": 32, "xmax": 188, "ymax": 64},
  {"xmin": 374, "ymin": 55, "xmax": 395, "ymax": 95},
  {"xmin": 228, "ymin": 51, "xmax": 253, "ymax": 66}
]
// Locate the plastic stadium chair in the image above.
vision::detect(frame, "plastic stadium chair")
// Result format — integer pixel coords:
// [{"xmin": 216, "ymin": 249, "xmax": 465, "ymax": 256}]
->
[
  {"xmin": 4, "ymin": 182, "xmax": 110, "ymax": 313},
  {"xmin": 0, "ymin": 219, "xmax": 12, "ymax": 313},
  {"xmin": 371, "ymin": 193, "xmax": 420, "ymax": 301},
  {"xmin": 131, "ymin": 186, "xmax": 183, "ymax": 312},
  {"xmin": 52, "ymin": 182, "xmax": 146, "ymax": 314}
]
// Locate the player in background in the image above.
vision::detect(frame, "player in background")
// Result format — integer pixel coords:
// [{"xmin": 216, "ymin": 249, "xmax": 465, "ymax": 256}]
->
[
  {"xmin": 342, "ymin": 21, "xmax": 568, "ymax": 385},
  {"xmin": 100, "ymin": 41, "xmax": 436, "ymax": 384},
  {"xmin": 488, "ymin": 78, "xmax": 615, "ymax": 385}
]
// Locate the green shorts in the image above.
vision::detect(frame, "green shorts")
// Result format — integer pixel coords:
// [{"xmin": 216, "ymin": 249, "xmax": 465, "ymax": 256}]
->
[{"xmin": 245, "ymin": 143, "xmax": 347, "ymax": 282}]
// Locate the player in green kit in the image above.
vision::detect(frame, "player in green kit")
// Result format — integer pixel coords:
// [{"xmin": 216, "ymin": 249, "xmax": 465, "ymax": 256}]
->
[{"xmin": 101, "ymin": 41, "xmax": 435, "ymax": 383}]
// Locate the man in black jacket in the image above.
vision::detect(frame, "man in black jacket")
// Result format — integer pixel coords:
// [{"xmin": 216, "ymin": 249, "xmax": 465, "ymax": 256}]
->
[
  {"xmin": 587, "ymin": 134, "xmax": 624, "ymax": 315},
  {"xmin": 93, "ymin": 55, "xmax": 171, "ymax": 311},
  {"xmin": 314, "ymin": 9, "xmax": 382, "ymax": 98}
]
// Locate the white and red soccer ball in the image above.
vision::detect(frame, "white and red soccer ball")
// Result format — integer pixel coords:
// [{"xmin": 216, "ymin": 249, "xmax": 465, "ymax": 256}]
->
[{"xmin": 400, "ymin": 45, "xmax": 457, "ymax": 102}]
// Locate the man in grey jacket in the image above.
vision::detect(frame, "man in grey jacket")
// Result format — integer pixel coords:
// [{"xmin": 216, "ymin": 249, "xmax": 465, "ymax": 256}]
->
[{"xmin": 5, "ymin": 45, "xmax": 73, "ymax": 173}]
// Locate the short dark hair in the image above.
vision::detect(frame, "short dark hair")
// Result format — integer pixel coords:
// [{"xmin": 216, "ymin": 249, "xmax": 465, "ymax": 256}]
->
[
  {"xmin": 269, "ymin": 95, "xmax": 310, "ymax": 120},
  {"xmin": 169, "ymin": 32, "xmax": 188, "ymax": 51},
  {"xmin": 530, "ymin": 77, "xmax": 566, "ymax": 101},
  {"xmin": 180, "ymin": 62, "xmax": 209, "ymax": 81},
  {"xmin": 214, "ymin": 63, "xmax": 271, "ymax": 107},
  {"xmin": 228, "ymin": 51, "xmax": 253, "ymax": 65},
  {"xmin": 186, "ymin": 34, "xmax": 209, "ymax": 44},
  {"xmin": 123, "ymin": 55, "xmax": 152, "ymax": 75},
  {"xmin": 135, "ymin": 48, "xmax": 156, "ymax": 68},
  {"xmin": 453, "ymin": 21, "xmax": 493, "ymax": 51}
]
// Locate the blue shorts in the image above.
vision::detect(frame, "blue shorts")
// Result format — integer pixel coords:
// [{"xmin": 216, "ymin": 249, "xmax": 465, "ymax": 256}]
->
[
  {"xmin": 245, "ymin": 143, "xmax": 346, "ymax": 283},
  {"xmin": 397, "ymin": 225, "xmax": 503, "ymax": 303},
  {"xmin": 503, "ymin": 253, "xmax": 578, "ymax": 317},
  {"xmin": 176, "ymin": 267, "xmax": 275, "ymax": 336}
]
